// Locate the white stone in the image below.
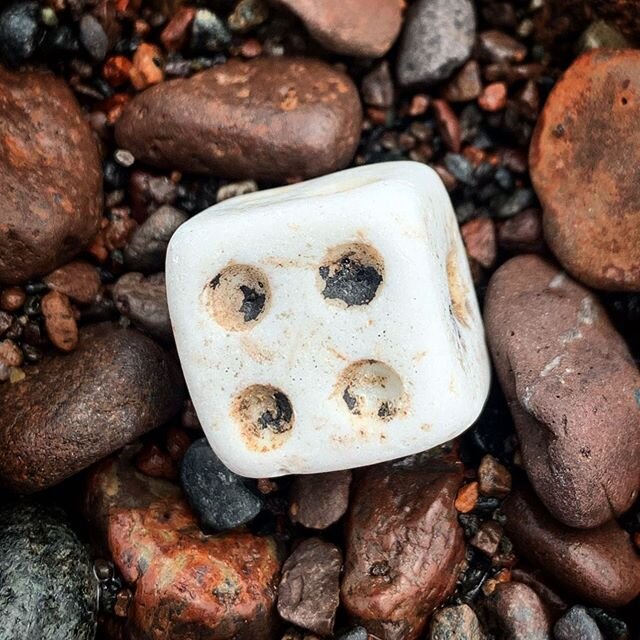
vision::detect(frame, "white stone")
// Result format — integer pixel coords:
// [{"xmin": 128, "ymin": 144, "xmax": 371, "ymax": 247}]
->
[{"xmin": 166, "ymin": 161, "xmax": 490, "ymax": 477}]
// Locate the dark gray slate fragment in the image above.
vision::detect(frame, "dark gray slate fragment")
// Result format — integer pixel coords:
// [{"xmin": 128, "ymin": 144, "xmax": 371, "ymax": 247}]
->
[
  {"xmin": 0, "ymin": 503, "xmax": 97, "ymax": 640},
  {"xmin": 554, "ymin": 606, "xmax": 603, "ymax": 640}
]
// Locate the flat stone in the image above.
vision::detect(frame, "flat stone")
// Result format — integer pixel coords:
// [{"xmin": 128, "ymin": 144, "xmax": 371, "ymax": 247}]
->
[
  {"xmin": 484, "ymin": 254, "xmax": 640, "ymax": 527},
  {"xmin": 44, "ymin": 261, "xmax": 101, "ymax": 305},
  {"xmin": 180, "ymin": 438, "xmax": 263, "ymax": 531},
  {"xmin": 429, "ymin": 604, "xmax": 485, "ymax": 640},
  {"xmin": 270, "ymin": 0, "xmax": 403, "ymax": 57},
  {"xmin": 0, "ymin": 503, "xmax": 96, "ymax": 640},
  {"xmin": 85, "ymin": 447, "xmax": 281, "ymax": 640},
  {"xmin": 277, "ymin": 538, "xmax": 342, "ymax": 636},
  {"xmin": 166, "ymin": 162, "xmax": 490, "ymax": 477},
  {"xmin": 0, "ymin": 67, "xmax": 102, "ymax": 284},
  {"xmin": 289, "ymin": 470, "xmax": 351, "ymax": 529},
  {"xmin": 0, "ymin": 323, "xmax": 183, "ymax": 493},
  {"xmin": 397, "ymin": 0, "xmax": 476, "ymax": 88},
  {"xmin": 554, "ymin": 606, "xmax": 604, "ymax": 640},
  {"xmin": 341, "ymin": 450, "xmax": 465, "ymax": 640},
  {"xmin": 116, "ymin": 57, "xmax": 362, "ymax": 182},
  {"xmin": 530, "ymin": 49, "xmax": 640, "ymax": 290},
  {"xmin": 503, "ymin": 487, "xmax": 640, "ymax": 608}
]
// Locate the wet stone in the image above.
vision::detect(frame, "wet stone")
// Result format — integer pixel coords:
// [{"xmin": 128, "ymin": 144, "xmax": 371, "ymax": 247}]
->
[
  {"xmin": 478, "ymin": 454, "xmax": 511, "ymax": 498},
  {"xmin": 554, "ymin": 606, "xmax": 603, "ymax": 640},
  {"xmin": 0, "ymin": 502, "xmax": 96, "ymax": 640},
  {"xmin": 429, "ymin": 604, "xmax": 485, "ymax": 640},
  {"xmin": 44, "ymin": 261, "xmax": 101, "ymax": 305},
  {"xmin": 0, "ymin": 1, "xmax": 42, "ymax": 65},
  {"xmin": 180, "ymin": 438, "xmax": 263, "ymax": 531},
  {"xmin": 289, "ymin": 470, "xmax": 352, "ymax": 529}
]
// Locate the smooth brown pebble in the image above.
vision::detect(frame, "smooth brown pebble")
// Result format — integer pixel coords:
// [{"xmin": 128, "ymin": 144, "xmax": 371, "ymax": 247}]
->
[
  {"xmin": 289, "ymin": 470, "xmax": 351, "ymax": 529},
  {"xmin": 44, "ymin": 261, "xmax": 101, "ymax": 305},
  {"xmin": 41, "ymin": 291, "xmax": 78, "ymax": 352}
]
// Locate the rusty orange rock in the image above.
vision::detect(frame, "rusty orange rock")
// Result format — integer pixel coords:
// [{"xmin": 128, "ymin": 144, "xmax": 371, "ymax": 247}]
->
[
  {"xmin": 530, "ymin": 49, "xmax": 640, "ymax": 291},
  {"xmin": 41, "ymin": 290, "xmax": 78, "ymax": 352},
  {"xmin": 86, "ymin": 448, "xmax": 282, "ymax": 640}
]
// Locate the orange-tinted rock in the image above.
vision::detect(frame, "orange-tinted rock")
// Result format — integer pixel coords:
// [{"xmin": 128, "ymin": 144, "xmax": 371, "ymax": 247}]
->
[
  {"xmin": 530, "ymin": 49, "xmax": 640, "ymax": 291},
  {"xmin": 503, "ymin": 487, "xmax": 640, "ymax": 608},
  {"xmin": 85, "ymin": 448, "xmax": 282, "ymax": 640},
  {"xmin": 461, "ymin": 217, "xmax": 497, "ymax": 269},
  {"xmin": 341, "ymin": 451, "xmax": 465, "ymax": 640},
  {"xmin": 115, "ymin": 57, "xmax": 362, "ymax": 182},
  {"xmin": 485, "ymin": 255, "xmax": 640, "ymax": 528},
  {"xmin": 0, "ymin": 67, "xmax": 103, "ymax": 285},
  {"xmin": 44, "ymin": 260, "xmax": 101, "ymax": 305},
  {"xmin": 0, "ymin": 324, "xmax": 183, "ymax": 493},
  {"xmin": 41, "ymin": 291, "xmax": 78, "ymax": 352},
  {"xmin": 270, "ymin": 0, "xmax": 403, "ymax": 57}
]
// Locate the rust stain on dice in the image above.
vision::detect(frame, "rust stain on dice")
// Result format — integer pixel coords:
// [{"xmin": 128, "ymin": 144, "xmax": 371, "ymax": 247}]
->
[
  {"xmin": 447, "ymin": 247, "xmax": 472, "ymax": 327},
  {"xmin": 530, "ymin": 49, "xmax": 640, "ymax": 290}
]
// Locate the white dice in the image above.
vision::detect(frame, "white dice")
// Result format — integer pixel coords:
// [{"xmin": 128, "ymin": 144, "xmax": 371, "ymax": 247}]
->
[{"xmin": 166, "ymin": 161, "xmax": 490, "ymax": 477}]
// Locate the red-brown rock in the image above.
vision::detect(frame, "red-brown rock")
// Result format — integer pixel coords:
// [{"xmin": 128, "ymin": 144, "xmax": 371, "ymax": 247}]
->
[
  {"xmin": 341, "ymin": 450, "xmax": 465, "ymax": 640},
  {"xmin": 41, "ymin": 290, "xmax": 78, "ymax": 353},
  {"xmin": 44, "ymin": 260, "xmax": 101, "ymax": 305},
  {"xmin": 115, "ymin": 57, "xmax": 362, "ymax": 182},
  {"xmin": 85, "ymin": 448, "xmax": 282, "ymax": 640},
  {"xmin": 484, "ymin": 255, "xmax": 640, "ymax": 528},
  {"xmin": 503, "ymin": 487, "xmax": 640, "ymax": 608},
  {"xmin": 530, "ymin": 49, "xmax": 640, "ymax": 291},
  {"xmin": 0, "ymin": 67, "xmax": 102, "ymax": 284},
  {"xmin": 270, "ymin": 0, "xmax": 403, "ymax": 57}
]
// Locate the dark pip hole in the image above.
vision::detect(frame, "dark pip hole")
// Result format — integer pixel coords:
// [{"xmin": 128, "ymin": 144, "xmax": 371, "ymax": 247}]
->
[
  {"xmin": 319, "ymin": 252, "xmax": 382, "ymax": 306},
  {"xmin": 239, "ymin": 284, "xmax": 266, "ymax": 322},
  {"xmin": 257, "ymin": 390, "xmax": 293, "ymax": 434}
]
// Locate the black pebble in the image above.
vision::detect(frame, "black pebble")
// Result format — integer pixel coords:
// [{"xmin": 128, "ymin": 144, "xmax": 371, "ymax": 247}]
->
[
  {"xmin": 180, "ymin": 438, "xmax": 263, "ymax": 532},
  {"xmin": 0, "ymin": 1, "xmax": 43, "ymax": 66},
  {"xmin": 320, "ymin": 255, "xmax": 382, "ymax": 306}
]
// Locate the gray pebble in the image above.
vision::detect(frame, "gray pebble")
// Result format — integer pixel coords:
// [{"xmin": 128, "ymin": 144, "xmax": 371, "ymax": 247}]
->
[
  {"xmin": 79, "ymin": 14, "xmax": 108, "ymax": 62},
  {"xmin": 554, "ymin": 606, "xmax": 603, "ymax": 640}
]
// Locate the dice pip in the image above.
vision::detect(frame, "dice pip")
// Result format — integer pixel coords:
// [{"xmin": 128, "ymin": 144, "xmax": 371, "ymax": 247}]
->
[{"xmin": 166, "ymin": 162, "xmax": 490, "ymax": 477}]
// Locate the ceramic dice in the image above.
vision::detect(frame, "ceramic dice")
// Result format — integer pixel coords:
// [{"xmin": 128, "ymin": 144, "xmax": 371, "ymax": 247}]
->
[{"xmin": 166, "ymin": 161, "xmax": 490, "ymax": 477}]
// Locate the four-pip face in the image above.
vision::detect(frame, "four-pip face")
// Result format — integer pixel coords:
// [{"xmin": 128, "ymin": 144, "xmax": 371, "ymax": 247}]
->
[{"xmin": 166, "ymin": 161, "xmax": 491, "ymax": 478}]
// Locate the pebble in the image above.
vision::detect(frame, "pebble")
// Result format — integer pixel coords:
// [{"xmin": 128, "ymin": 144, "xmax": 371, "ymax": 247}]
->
[
  {"xmin": 461, "ymin": 218, "xmax": 497, "ymax": 270},
  {"xmin": 0, "ymin": 339, "xmax": 22, "ymax": 367},
  {"xmin": 216, "ymin": 179, "xmax": 259, "ymax": 203},
  {"xmin": 289, "ymin": 470, "xmax": 352, "ymax": 529},
  {"xmin": 130, "ymin": 42, "xmax": 163, "ymax": 89},
  {"xmin": 41, "ymin": 290, "xmax": 78, "ymax": 352},
  {"xmin": 443, "ymin": 60, "xmax": 483, "ymax": 102},
  {"xmin": 180, "ymin": 438, "xmax": 263, "ymax": 531},
  {"xmin": 0, "ymin": 323, "xmax": 183, "ymax": 493},
  {"xmin": 478, "ymin": 454, "xmax": 511, "ymax": 498},
  {"xmin": 160, "ymin": 6, "xmax": 196, "ymax": 51},
  {"xmin": 79, "ymin": 14, "xmax": 109, "ymax": 61},
  {"xmin": 486, "ymin": 581, "xmax": 552, "ymax": 640},
  {"xmin": 455, "ymin": 480, "xmax": 480, "ymax": 513},
  {"xmin": 135, "ymin": 442, "xmax": 177, "ymax": 480},
  {"xmin": 0, "ymin": 67, "xmax": 102, "ymax": 284},
  {"xmin": 396, "ymin": 0, "xmax": 476, "ymax": 88},
  {"xmin": 277, "ymin": 538, "xmax": 342, "ymax": 636},
  {"xmin": 85, "ymin": 447, "xmax": 281, "ymax": 640},
  {"xmin": 272, "ymin": 0, "xmax": 403, "ymax": 57},
  {"xmin": 361, "ymin": 61, "xmax": 394, "ymax": 108},
  {"xmin": 497, "ymin": 208, "xmax": 544, "ymax": 253},
  {"xmin": 116, "ymin": 57, "xmax": 362, "ymax": 182},
  {"xmin": 503, "ymin": 487, "xmax": 640, "ymax": 608},
  {"xmin": 478, "ymin": 82, "xmax": 507, "ymax": 112},
  {"xmin": 530, "ymin": 49, "xmax": 640, "ymax": 290},
  {"xmin": 471, "ymin": 520, "xmax": 503, "ymax": 556},
  {"xmin": 341, "ymin": 451, "xmax": 465, "ymax": 640},
  {"xmin": 432, "ymin": 99, "xmax": 462, "ymax": 153},
  {"xmin": 0, "ymin": 503, "xmax": 96, "ymax": 640},
  {"xmin": 429, "ymin": 604, "xmax": 486, "ymax": 640},
  {"xmin": 0, "ymin": 1, "xmax": 42, "ymax": 65},
  {"xmin": 484, "ymin": 255, "xmax": 640, "ymax": 528},
  {"xmin": 228, "ymin": 0, "xmax": 269, "ymax": 33},
  {"xmin": 477, "ymin": 30, "xmax": 527, "ymax": 63},
  {"xmin": 0, "ymin": 287, "xmax": 25, "ymax": 311},
  {"xmin": 190, "ymin": 8, "xmax": 231, "ymax": 52},
  {"xmin": 44, "ymin": 261, "xmax": 101, "ymax": 305},
  {"xmin": 554, "ymin": 606, "xmax": 604, "ymax": 640},
  {"xmin": 112, "ymin": 272, "xmax": 172, "ymax": 341}
]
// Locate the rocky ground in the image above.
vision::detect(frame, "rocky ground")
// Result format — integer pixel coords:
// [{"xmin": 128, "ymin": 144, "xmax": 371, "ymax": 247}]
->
[{"xmin": 0, "ymin": 0, "xmax": 639, "ymax": 639}]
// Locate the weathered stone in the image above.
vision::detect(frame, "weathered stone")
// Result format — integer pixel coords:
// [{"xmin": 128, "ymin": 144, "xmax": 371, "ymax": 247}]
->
[
  {"xmin": 289, "ymin": 470, "xmax": 351, "ymax": 529},
  {"xmin": 429, "ymin": 604, "xmax": 485, "ymax": 640},
  {"xmin": 0, "ymin": 323, "xmax": 183, "ymax": 493},
  {"xmin": 341, "ymin": 451, "xmax": 465, "ymax": 640},
  {"xmin": 0, "ymin": 67, "xmax": 102, "ymax": 284},
  {"xmin": 277, "ymin": 538, "xmax": 342, "ymax": 636},
  {"xmin": 477, "ymin": 454, "xmax": 511, "ymax": 498},
  {"xmin": 443, "ymin": 60, "xmax": 483, "ymax": 102},
  {"xmin": 41, "ymin": 290, "xmax": 78, "ymax": 352},
  {"xmin": 44, "ymin": 261, "xmax": 101, "ymax": 305},
  {"xmin": 270, "ymin": 0, "xmax": 402, "ymax": 57},
  {"xmin": 530, "ymin": 49, "xmax": 640, "ymax": 290},
  {"xmin": 554, "ymin": 606, "xmax": 603, "ymax": 640},
  {"xmin": 85, "ymin": 448, "xmax": 281, "ymax": 640},
  {"xmin": 503, "ymin": 487, "xmax": 640, "ymax": 608},
  {"xmin": 116, "ymin": 57, "xmax": 362, "ymax": 182},
  {"xmin": 0, "ymin": 503, "xmax": 96, "ymax": 640},
  {"xmin": 397, "ymin": 0, "xmax": 476, "ymax": 88},
  {"xmin": 361, "ymin": 61, "xmax": 394, "ymax": 108},
  {"xmin": 485, "ymin": 255, "xmax": 640, "ymax": 527}
]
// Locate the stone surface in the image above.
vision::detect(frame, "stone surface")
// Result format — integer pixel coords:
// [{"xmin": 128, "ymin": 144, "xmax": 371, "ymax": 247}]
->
[
  {"xmin": 397, "ymin": 0, "xmax": 476, "ymax": 88},
  {"xmin": 44, "ymin": 261, "xmax": 101, "ymax": 305},
  {"xmin": 443, "ymin": 60, "xmax": 483, "ymax": 103},
  {"xmin": 486, "ymin": 582, "xmax": 552, "ymax": 640},
  {"xmin": 277, "ymin": 538, "xmax": 342, "ymax": 636},
  {"xmin": 112, "ymin": 272, "xmax": 172, "ymax": 341},
  {"xmin": 180, "ymin": 438, "xmax": 263, "ymax": 531},
  {"xmin": 0, "ymin": 66, "xmax": 102, "ymax": 284},
  {"xmin": 341, "ymin": 450, "xmax": 465, "ymax": 640},
  {"xmin": 289, "ymin": 470, "xmax": 351, "ymax": 529},
  {"xmin": 530, "ymin": 49, "xmax": 640, "ymax": 291},
  {"xmin": 116, "ymin": 57, "xmax": 362, "ymax": 182},
  {"xmin": 0, "ymin": 323, "xmax": 183, "ymax": 493},
  {"xmin": 0, "ymin": 1, "xmax": 42, "ymax": 66},
  {"xmin": 124, "ymin": 205, "xmax": 188, "ymax": 272},
  {"xmin": 554, "ymin": 606, "xmax": 603, "ymax": 640},
  {"xmin": 41, "ymin": 290, "xmax": 78, "ymax": 352},
  {"xmin": 270, "ymin": 0, "xmax": 402, "ymax": 57},
  {"xmin": 503, "ymin": 487, "xmax": 640, "ymax": 608},
  {"xmin": 166, "ymin": 162, "xmax": 490, "ymax": 477},
  {"xmin": 477, "ymin": 454, "xmax": 511, "ymax": 498},
  {"xmin": 429, "ymin": 604, "xmax": 485, "ymax": 640},
  {"xmin": 0, "ymin": 503, "xmax": 96, "ymax": 640},
  {"xmin": 85, "ymin": 447, "xmax": 281, "ymax": 640},
  {"xmin": 484, "ymin": 255, "xmax": 640, "ymax": 528}
]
